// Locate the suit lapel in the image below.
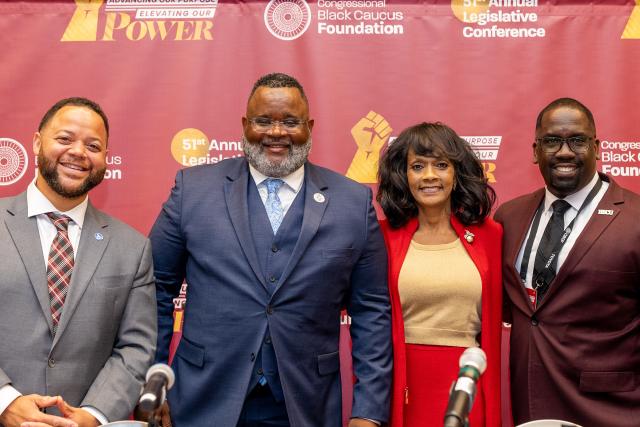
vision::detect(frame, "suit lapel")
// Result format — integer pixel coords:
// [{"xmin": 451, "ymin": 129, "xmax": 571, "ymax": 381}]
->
[
  {"xmin": 274, "ymin": 163, "xmax": 328, "ymax": 294},
  {"xmin": 4, "ymin": 194, "xmax": 54, "ymax": 332},
  {"xmin": 539, "ymin": 176, "xmax": 622, "ymax": 307},
  {"xmin": 53, "ymin": 202, "xmax": 109, "ymax": 346},
  {"xmin": 506, "ymin": 190, "xmax": 545, "ymax": 313},
  {"xmin": 224, "ymin": 161, "xmax": 267, "ymax": 289}
]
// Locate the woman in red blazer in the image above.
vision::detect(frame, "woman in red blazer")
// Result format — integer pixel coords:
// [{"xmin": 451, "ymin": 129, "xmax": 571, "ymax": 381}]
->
[{"xmin": 377, "ymin": 122, "xmax": 502, "ymax": 427}]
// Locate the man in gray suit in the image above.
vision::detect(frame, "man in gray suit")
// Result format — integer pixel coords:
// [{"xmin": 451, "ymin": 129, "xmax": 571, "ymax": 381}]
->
[{"xmin": 0, "ymin": 98, "xmax": 156, "ymax": 427}]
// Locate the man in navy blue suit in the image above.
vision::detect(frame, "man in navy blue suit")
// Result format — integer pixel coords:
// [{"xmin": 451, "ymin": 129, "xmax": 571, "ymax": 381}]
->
[{"xmin": 150, "ymin": 73, "xmax": 392, "ymax": 427}]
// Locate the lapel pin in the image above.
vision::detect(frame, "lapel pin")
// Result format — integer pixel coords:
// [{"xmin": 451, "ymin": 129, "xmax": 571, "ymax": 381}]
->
[
  {"xmin": 313, "ymin": 193, "xmax": 325, "ymax": 203},
  {"xmin": 95, "ymin": 232, "xmax": 104, "ymax": 241},
  {"xmin": 464, "ymin": 230, "xmax": 475, "ymax": 244},
  {"xmin": 597, "ymin": 209, "xmax": 613, "ymax": 216}
]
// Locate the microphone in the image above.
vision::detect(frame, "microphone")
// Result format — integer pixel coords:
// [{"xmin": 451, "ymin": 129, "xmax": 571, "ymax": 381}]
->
[
  {"xmin": 137, "ymin": 363, "xmax": 175, "ymax": 413},
  {"xmin": 443, "ymin": 347, "xmax": 487, "ymax": 427}
]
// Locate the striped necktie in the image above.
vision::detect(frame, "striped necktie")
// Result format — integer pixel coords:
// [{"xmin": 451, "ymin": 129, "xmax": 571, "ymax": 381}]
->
[{"xmin": 46, "ymin": 212, "xmax": 75, "ymax": 335}]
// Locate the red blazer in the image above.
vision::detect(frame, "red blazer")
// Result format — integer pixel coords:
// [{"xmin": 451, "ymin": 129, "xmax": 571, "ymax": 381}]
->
[{"xmin": 380, "ymin": 215, "xmax": 502, "ymax": 427}]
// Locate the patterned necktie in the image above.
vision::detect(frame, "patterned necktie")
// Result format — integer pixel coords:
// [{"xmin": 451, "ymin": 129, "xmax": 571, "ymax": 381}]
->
[
  {"xmin": 46, "ymin": 212, "xmax": 74, "ymax": 335},
  {"xmin": 265, "ymin": 178, "xmax": 284, "ymax": 234},
  {"xmin": 533, "ymin": 199, "xmax": 571, "ymax": 300}
]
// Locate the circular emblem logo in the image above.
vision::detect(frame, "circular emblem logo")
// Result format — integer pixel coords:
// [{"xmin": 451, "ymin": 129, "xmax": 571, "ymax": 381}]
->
[
  {"xmin": 0, "ymin": 138, "xmax": 28, "ymax": 186},
  {"xmin": 264, "ymin": 0, "xmax": 311, "ymax": 41}
]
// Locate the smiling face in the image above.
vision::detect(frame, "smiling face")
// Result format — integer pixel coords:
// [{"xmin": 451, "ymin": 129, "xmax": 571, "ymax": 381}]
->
[
  {"xmin": 241, "ymin": 86, "xmax": 314, "ymax": 177},
  {"xmin": 534, "ymin": 106, "xmax": 599, "ymax": 198},
  {"xmin": 406, "ymin": 147, "xmax": 455, "ymax": 215},
  {"xmin": 33, "ymin": 105, "xmax": 108, "ymax": 210}
]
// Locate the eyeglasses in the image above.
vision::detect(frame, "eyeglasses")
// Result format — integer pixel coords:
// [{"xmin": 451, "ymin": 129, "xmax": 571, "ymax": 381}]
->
[
  {"xmin": 535, "ymin": 136, "xmax": 594, "ymax": 154},
  {"xmin": 248, "ymin": 117, "xmax": 308, "ymax": 134}
]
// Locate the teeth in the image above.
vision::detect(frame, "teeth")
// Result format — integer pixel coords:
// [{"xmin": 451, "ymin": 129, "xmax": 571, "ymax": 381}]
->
[
  {"xmin": 556, "ymin": 166, "xmax": 576, "ymax": 172},
  {"xmin": 62, "ymin": 163, "xmax": 86, "ymax": 171},
  {"xmin": 420, "ymin": 187, "xmax": 440, "ymax": 193}
]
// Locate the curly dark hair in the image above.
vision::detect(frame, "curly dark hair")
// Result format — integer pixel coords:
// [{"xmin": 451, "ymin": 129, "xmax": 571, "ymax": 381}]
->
[{"xmin": 377, "ymin": 122, "xmax": 495, "ymax": 228}]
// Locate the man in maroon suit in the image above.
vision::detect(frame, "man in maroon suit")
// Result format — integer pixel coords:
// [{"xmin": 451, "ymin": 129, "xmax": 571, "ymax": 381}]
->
[{"xmin": 495, "ymin": 98, "xmax": 640, "ymax": 426}]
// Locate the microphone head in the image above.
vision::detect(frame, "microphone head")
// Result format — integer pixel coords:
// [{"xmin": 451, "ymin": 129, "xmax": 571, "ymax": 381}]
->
[
  {"xmin": 459, "ymin": 347, "xmax": 487, "ymax": 375},
  {"xmin": 146, "ymin": 363, "xmax": 176, "ymax": 389}
]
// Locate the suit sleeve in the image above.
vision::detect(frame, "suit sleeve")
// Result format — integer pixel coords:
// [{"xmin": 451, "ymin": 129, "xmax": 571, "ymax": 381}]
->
[
  {"xmin": 347, "ymin": 187, "xmax": 393, "ymax": 423},
  {"xmin": 493, "ymin": 207, "xmax": 513, "ymax": 324},
  {"xmin": 149, "ymin": 170, "xmax": 188, "ymax": 364},
  {"xmin": 81, "ymin": 238, "xmax": 157, "ymax": 421}
]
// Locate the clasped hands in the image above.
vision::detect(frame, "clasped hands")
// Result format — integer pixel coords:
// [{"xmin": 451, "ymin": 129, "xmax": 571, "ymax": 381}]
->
[{"xmin": 0, "ymin": 394, "xmax": 98, "ymax": 427}]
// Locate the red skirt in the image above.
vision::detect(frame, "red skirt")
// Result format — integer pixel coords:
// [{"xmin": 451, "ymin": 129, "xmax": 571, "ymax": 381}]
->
[{"xmin": 404, "ymin": 344, "xmax": 486, "ymax": 427}]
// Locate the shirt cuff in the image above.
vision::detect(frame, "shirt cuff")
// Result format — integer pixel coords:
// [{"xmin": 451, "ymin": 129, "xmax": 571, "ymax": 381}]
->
[
  {"xmin": 81, "ymin": 405, "xmax": 109, "ymax": 425},
  {"xmin": 0, "ymin": 385, "xmax": 22, "ymax": 417}
]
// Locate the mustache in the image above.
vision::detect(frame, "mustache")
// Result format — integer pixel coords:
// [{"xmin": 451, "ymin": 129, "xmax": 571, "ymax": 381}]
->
[{"xmin": 260, "ymin": 136, "xmax": 291, "ymax": 146}]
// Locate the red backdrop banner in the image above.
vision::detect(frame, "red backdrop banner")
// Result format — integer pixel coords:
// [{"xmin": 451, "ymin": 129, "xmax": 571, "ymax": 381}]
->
[{"xmin": 1, "ymin": 1, "xmax": 639, "ymax": 425}]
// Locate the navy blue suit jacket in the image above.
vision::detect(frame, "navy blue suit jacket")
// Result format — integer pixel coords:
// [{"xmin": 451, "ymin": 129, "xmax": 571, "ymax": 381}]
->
[{"xmin": 150, "ymin": 158, "xmax": 392, "ymax": 426}]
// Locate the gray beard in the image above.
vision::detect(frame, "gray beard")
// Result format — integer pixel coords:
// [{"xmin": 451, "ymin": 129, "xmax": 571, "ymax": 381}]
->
[{"xmin": 242, "ymin": 135, "xmax": 311, "ymax": 177}]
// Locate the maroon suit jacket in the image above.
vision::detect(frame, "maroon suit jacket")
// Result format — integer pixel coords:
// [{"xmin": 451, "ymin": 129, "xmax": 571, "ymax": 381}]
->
[{"xmin": 495, "ymin": 173, "xmax": 640, "ymax": 426}]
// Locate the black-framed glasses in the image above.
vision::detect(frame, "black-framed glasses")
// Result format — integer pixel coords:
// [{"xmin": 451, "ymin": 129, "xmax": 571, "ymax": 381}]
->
[
  {"xmin": 535, "ymin": 135, "xmax": 594, "ymax": 154},
  {"xmin": 248, "ymin": 117, "xmax": 308, "ymax": 134}
]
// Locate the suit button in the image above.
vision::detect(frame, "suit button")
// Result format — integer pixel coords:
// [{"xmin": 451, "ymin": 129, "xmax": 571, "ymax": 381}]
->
[
  {"xmin": 250, "ymin": 353, "xmax": 255, "ymax": 361},
  {"xmin": 531, "ymin": 316, "xmax": 539, "ymax": 326},
  {"xmin": 257, "ymin": 368, "xmax": 264, "ymax": 375},
  {"xmin": 271, "ymin": 245, "xmax": 278, "ymax": 253},
  {"xmin": 265, "ymin": 336, "xmax": 271, "ymax": 345},
  {"xmin": 266, "ymin": 305, "xmax": 273, "ymax": 315},
  {"xmin": 269, "ymin": 276, "xmax": 276, "ymax": 283},
  {"xmin": 48, "ymin": 358, "xmax": 55, "ymax": 367}
]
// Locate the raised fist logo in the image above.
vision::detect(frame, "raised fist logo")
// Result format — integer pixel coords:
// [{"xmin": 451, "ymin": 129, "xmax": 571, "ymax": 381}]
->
[
  {"xmin": 346, "ymin": 111, "xmax": 392, "ymax": 184},
  {"xmin": 61, "ymin": 0, "xmax": 103, "ymax": 42}
]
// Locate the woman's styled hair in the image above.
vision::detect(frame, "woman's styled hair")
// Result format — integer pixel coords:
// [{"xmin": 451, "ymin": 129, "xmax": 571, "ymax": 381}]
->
[{"xmin": 377, "ymin": 122, "xmax": 496, "ymax": 228}]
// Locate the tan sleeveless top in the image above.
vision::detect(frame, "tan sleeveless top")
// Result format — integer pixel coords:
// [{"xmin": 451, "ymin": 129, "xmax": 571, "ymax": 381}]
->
[{"xmin": 398, "ymin": 238, "xmax": 482, "ymax": 347}]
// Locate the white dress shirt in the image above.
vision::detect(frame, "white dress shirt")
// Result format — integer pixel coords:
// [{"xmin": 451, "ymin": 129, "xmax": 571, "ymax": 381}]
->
[
  {"xmin": 0, "ymin": 180, "xmax": 108, "ymax": 425},
  {"xmin": 249, "ymin": 164, "xmax": 305, "ymax": 216},
  {"xmin": 516, "ymin": 173, "xmax": 609, "ymax": 290}
]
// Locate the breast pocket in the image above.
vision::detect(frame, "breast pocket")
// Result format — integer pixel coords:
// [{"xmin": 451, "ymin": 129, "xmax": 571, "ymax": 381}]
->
[
  {"xmin": 90, "ymin": 275, "xmax": 132, "ymax": 322},
  {"xmin": 322, "ymin": 248, "xmax": 354, "ymax": 260},
  {"xmin": 579, "ymin": 371, "xmax": 637, "ymax": 393},
  {"xmin": 317, "ymin": 351, "xmax": 340, "ymax": 376}
]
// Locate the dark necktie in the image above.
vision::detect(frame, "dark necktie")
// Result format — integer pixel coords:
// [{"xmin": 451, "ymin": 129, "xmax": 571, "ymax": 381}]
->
[
  {"xmin": 46, "ymin": 212, "xmax": 75, "ymax": 335},
  {"xmin": 533, "ymin": 199, "xmax": 571, "ymax": 300}
]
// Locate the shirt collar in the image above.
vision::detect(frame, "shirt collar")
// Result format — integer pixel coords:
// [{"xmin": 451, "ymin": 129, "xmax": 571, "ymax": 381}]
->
[
  {"xmin": 249, "ymin": 163, "xmax": 305, "ymax": 194},
  {"xmin": 27, "ymin": 179, "xmax": 88, "ymax": 228},
  {"xmin": 544, "ymin": 172, "xmax": 600, "ymax": 212}
]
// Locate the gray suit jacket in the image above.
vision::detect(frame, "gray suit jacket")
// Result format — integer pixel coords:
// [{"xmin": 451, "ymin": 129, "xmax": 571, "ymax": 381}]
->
[{"xmin": 0, "ymin": 192, "xmax": 157, "ymax": 423}]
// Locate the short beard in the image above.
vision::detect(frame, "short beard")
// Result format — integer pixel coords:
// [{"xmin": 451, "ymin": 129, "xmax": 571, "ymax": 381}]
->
[
  {"xmin": 38, "ymin": 152, "xmax": 106, "ymax": 199},
  {"xmin": 242, "ymin": 135, "xmax": 311, "ymax": 178}
]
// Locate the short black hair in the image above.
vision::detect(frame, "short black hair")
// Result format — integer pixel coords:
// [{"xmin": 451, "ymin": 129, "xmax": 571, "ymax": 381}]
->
[
  {"xmin": 535, "ymin": 97, "xmax": 595, "ymax": 135},
  {"xmin": 249, "ymin": 72, "xmax": 307, "ymax": 103},
  {"xmin": 39, "ymin": 97, "xmax": 109, "ymax": 137},
  {"xmin": 377, "ymin": 122, "xmax": 496, "ymax": 228}
]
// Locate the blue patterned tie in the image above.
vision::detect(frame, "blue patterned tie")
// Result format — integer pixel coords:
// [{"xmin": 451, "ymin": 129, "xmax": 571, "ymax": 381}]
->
[{"xmin": 265, "ymin": 178, "xmax": 284, "ymax": 234}]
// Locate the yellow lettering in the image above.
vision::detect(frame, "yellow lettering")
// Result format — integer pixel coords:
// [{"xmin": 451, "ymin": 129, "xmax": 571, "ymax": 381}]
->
[
  {"xmin": 126, "ymin": 20, "xmax": 148, "ymax": 41},
  {"xmin": 101, "ymin": 12, "xmax": 130, "ymax": 41},
  {"xmin": 193, "ymin": 20, "xmax": 214, "ymax": 40},
  {"xmin": 145, "ymin": 20, "xmax": 176, "ymax": 40},
  {"xmin": 174, "ymin": 21, "xmax": 192, "ymax": 40},
  {"xmin": 483, "ymin": 162, "xmax": 496, "ymax": 183}
]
